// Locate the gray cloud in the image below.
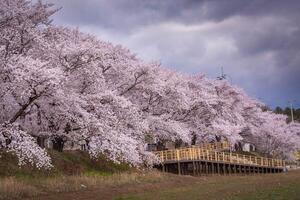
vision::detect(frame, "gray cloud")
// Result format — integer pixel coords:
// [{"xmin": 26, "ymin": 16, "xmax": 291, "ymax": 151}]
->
[
  {"xmin": 48, "ymin": 0, "xmax": 300, "ymax": 29},
  {"xmin": 46, "ymin": 0, "xmax": 300, "ymax": 108}
]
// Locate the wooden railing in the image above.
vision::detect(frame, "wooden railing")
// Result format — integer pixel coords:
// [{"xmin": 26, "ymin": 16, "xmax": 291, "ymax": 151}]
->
[
  {"xmin": 155, "ymin": 147, "xmax": 285, "ymax": 168},
  {"xmin": 296, "ymin": 150, "xmax": 300, "ymax": 160}
]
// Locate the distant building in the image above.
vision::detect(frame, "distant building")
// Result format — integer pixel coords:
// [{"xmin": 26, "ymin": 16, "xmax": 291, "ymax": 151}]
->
[{"xmin": 242, "ymin": 143, "xmax": 256, "ymax": 152}]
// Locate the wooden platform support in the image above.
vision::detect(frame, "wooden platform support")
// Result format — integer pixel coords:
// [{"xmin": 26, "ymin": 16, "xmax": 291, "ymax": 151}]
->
[
  {"xmin": 158, "ymin": 161, "xmax": 284, "ymax": 176},
  {"xmin": 155, "ymin": 144, "xmax": 285, "ymax": 176}
]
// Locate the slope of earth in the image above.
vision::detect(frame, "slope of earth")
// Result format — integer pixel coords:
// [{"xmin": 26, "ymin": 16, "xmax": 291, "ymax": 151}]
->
[{"xmin": 0, "ymin": 150, "xmax": 131, "ymax": 178}]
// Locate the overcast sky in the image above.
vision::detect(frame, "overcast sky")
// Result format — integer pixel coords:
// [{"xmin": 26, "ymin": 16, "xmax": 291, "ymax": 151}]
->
[{"xmin": 46, "ymin": 0, "xmax": 300, "ymax": 108}]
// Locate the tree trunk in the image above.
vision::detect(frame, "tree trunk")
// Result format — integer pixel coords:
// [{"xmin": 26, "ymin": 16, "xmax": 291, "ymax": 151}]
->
[
  {"xmin": 215, "ymin": 135, "xmax": 221, "ymax": 142},
  {"xmin": 156, "ymin": 141, "xmax": 165, "ymax": 151},
  {"xmin": 37, "ymin": 136, "xmax": 45, "ymax": 148},
  {"xmin": 191, "ymin": 133, "xmax": 197, "ymax": 145},
  {"xmin": 234, "ymin": 142, "xmax": 243, "ymax": 151},
  {"xmin": 175, "ymin": 139, "xmax": 183, "ymax": 148},
  {"xmin": 52, "ymin": 137, "xmax": 65, "ymax": 152}
]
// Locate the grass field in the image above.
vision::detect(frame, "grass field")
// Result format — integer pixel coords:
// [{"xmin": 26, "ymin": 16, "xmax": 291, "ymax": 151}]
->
[
  {"xmin": 115, "ymin": 170, "xmax": 300, "ymax": 200},
  {"xmin": 0, "ymin": 169, "xmax": 299, "ymax": 200},
  {"xmin": 1, "ymin": 151, "xmax": 299, "ymax": 200}
]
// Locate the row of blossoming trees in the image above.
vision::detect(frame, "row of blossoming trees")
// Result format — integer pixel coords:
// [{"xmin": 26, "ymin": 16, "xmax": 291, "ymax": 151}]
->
[{"xmin": 0, "ymin": 0, "xmax": 299, "ymax": 169}]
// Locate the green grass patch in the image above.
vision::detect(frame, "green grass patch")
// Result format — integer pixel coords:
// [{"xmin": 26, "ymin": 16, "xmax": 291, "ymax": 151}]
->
[
  {"xmin": 84, "ymin": 170, "xmax": 112, "ymax": 177},
  {"xmin": 232, "ymin": 183, "xmax": 300, "ymax": 200},
  {"xmin": 0, "ymin": 150, "xmax": 131, "ymax": 178},
  {"xmin": 115, "ymin": 171, "xmax": 300, "ymax": 200}
]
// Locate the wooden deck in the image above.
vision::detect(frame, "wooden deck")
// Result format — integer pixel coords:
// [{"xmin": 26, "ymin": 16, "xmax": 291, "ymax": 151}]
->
[{"xmin": 155, "ymin": 142, "xmax": 285, "ymax": 175}]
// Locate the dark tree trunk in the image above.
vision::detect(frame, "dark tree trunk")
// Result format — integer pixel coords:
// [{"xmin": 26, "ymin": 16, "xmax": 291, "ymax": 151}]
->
[
  {"xmin": 191, "ymin": 133, "xmax": 197, "ymax": 145},
  {"xmin": 156, "ymin": 141, "xmax": 165, "ymax": 151},
  {"xmin": 52, "ymin": 137, "xmax": 65, "ymax": 152},
  {"xmin": 37, "ymin": 136, "xmax": 45, "ymax": 148},
  {"xmin": 234, "ymin": 142, "xmax": 243, "ymax": 151},
  {"xmin": 5, "ymin": 138, "xmax": 11, "ymax": 146},
  {"xmin": 215, "ymin": 135, "xmax": 221, "ymax": 142},
  {"xmin": 85, "ymin": 139, "xmax": 90, "ymax": 150},
  {"xmin": 175, "ymin": 139, "xmax": 183, "ymax": 148}
]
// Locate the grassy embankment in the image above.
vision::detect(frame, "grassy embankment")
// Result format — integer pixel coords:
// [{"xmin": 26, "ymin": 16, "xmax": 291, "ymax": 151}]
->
[
  {"xmin": 1, "ymin": 150, "xmax": 300, "ymax": 200},
  {"xmin": 0, "ymin": 150, "xmax": 134, "ymax": 199}
]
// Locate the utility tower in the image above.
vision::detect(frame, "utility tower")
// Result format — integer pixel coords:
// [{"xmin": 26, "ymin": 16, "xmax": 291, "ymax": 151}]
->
[{"xmin": 217, "ymin": 66, "xmax": 227, "ymax": 80}]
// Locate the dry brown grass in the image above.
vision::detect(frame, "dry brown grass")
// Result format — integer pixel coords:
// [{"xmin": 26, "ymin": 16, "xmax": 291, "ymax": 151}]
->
[
  {"xmin": 0, "ymin": 177, "xmax": 41, "ymax": 199},
  {"xmin": 0, "ymin": 170, "xmax": 165, "ymax": 200},
  {"xmin": 3, "ymin": 170, "xmax": 299, "ymax": 200}
]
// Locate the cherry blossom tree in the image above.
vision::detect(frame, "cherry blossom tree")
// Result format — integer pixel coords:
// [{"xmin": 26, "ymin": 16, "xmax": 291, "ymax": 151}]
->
[
  {"xmin": 0, "ymin": 0, "xmax": 59, "ymax": 168},
  {"xmin": 1, "ymin": 0, "xmax": 300, "ymax": 169}
]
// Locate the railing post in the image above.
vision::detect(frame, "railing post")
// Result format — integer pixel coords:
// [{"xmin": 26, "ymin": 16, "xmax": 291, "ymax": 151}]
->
[
  {"xmin": 260, "ymin": 157, "xmax": 262, "ymax": 166},
  {"xmin": 206, "ymin": 150, "xmax": 209, "ymax": 160},
  {"xmin": 192, "ymin": 148, "xmax": 194, "ymax": 160},
  {"xmin": 200, "ymin": 149, "xmax": 202, "ymax": 159},
  {"xmin": 222, "ymin": 152, "xmax": 225, "ymax": 162},
  {"xmin": 249, "ymin": 156, "xmax": 251, "ymax": 164},
  {"xmin": 176, "ymin": 149, "xmax": 181, "ymax": 175},
  {"xmin": 279, "ymin": 159, "xmax": 281, "ymax": 167}
]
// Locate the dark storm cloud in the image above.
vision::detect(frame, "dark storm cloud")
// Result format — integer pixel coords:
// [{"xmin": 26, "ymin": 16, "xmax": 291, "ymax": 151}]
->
[
  {"xmin": 46, "ymin": 0, "xmax": 300, "ymax": 108},
  {"xmin": 48, "ymin": 0, "xmax": 300, "ymax": 29}
]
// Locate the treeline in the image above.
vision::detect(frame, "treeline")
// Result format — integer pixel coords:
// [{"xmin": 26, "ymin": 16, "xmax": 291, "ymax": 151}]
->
[{"xmin": 274, "ymin": 107, "xmax": 300, "ymax": 122}]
